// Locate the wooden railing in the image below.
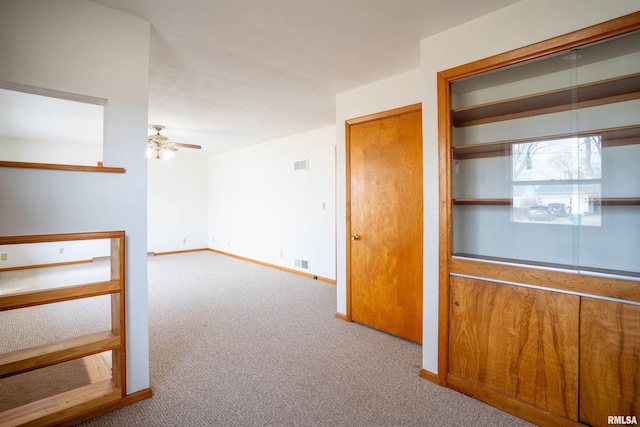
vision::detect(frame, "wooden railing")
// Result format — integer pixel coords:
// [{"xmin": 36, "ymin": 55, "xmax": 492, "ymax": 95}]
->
[{"xmin": 0, "ymin": 231, "xmax": 126, "ymax": 427}]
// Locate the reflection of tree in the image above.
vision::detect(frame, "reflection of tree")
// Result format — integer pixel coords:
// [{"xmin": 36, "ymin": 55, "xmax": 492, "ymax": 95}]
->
[
  {"xmin": 580, "ymin": 136, "xmax": 601, "ymax": 179},
  {"xmin": 551, "ymin": 146, "xmax": 573, "ymax": 179},
  {"xmin": 512, "ymin": 141, "xmax": 553, "ymax": 180},
  {"xmin": 512, "ymin": 137, "xmax": 601, "ymax": 181}
]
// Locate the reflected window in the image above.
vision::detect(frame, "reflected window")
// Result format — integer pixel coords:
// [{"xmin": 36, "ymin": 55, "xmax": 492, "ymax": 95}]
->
[{"xmin": 512, "ymin": 136, "xmax": 602, "ymax": 226}]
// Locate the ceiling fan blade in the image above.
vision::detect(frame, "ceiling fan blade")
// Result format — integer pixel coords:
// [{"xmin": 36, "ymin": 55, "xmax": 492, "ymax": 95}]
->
[
  {"xmin": 172, "ymin": 142, "xmax": 202, "ymax": 149},
  {"xmin": 165, "ymin": 145, "xmax": 178, "ymax": 151}
]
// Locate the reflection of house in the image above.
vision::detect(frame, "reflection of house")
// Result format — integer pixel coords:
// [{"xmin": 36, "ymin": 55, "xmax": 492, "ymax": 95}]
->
[
  {"xmin": 535, "ymin": 184, "xmax": 601, "ymax": 214},
  {"xmin": 512, "ymin": 185, "xmax": 538, "ymax": 209}
]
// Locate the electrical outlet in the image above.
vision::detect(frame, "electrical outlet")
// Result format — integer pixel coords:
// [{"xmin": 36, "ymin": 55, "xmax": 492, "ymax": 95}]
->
[
  {"xmin": 59, "ymin": 248, "xmax": 64, "ymax": 255},
  {"xmin": 183, "ymin": 238, "xmax": 187, "ymax": 244},
  {"xmin": 280, "ymin": 251, "xmax": 284, "ymax": 258},
  {"xmin": 0, "ymin": 253, "xmax": 7, "ymax": 261}
]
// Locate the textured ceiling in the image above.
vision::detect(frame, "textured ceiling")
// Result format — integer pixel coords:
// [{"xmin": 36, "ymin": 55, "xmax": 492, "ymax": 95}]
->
[{"xmin": 3, "ymin": 0, "xmax": 523, "ymax": 155}]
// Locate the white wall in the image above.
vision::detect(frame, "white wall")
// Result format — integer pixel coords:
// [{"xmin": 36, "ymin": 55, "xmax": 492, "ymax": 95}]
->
[
  {"xmin": 418, "ymin": 0, "xmax": 640, "ymax": 374},
  {"xmin": 0, "ymin": 0, "xmax": 150, "ymax": 393},
  {"xmin": 208, "ymin": 126, "xmax": 336, "ymax": 280},
  {"xmin": 147, "ymin": 153, "xmax": 208, "ymax": 253},
  {"xmin": 0, "ymin": 139, "xmax": 107, "ymax": 268},
  {"xmin": 0, "ymin": 139, "xmax": 102, "ymax": 166},
  {"xmin": 0, "ymin": 240, "xmax": 110, "ymax": 270}
]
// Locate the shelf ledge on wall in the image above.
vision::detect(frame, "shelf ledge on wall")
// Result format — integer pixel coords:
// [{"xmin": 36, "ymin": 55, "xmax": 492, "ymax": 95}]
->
[{"xmin": 0, "ymin": 161, "xmax": 125, "ymax": 173}]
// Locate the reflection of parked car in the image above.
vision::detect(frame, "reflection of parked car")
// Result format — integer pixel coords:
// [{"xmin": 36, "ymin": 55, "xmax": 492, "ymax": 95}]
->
[
  {"xmin": 548, "ymin": 203, "xmax": 569, "ymax": 217},
  {"xmin": 529, "ymin": 206, "xmax": 556, "ymax": 221}
]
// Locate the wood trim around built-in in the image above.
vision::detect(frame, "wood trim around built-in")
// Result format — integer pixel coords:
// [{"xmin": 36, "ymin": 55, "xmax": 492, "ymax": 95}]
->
[
  {"xmin": 437, "ymin": 70, "xmax": 453, "ymax": 387},
  {"xmin": 437, "ymin": 11, "xmax": 640, "ymax": 83},
  {"xmin": 0, "ymin": 161, "xmax": 125, "ymax": 173},
  {"xmin": 447, "ymin": 375, "xmax": 581, "ymax": 427},
  {"xmin": 419, "ymin": 369, "xmax": 440, "ymax": 385},
  {"xmin": 449, "ymin": 257, "xmax": 640, "ymax": 303}
]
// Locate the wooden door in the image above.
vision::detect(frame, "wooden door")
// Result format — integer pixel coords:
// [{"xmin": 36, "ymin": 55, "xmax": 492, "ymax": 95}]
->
[{"xmin": 347, "ymin": 105, "xmax": 423, "ymax": 344}]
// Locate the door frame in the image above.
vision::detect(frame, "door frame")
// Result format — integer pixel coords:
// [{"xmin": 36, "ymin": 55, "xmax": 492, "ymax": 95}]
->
[{"xmin": 345, "ymin": 103, "xmax": 422, "ymax": 322}]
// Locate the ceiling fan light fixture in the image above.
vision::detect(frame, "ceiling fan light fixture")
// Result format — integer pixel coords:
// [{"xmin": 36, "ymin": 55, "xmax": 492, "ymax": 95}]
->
[
  {"xmin": 162, "ymin": 149, "xmax": 174, "ymax": 160},
  {"xmin": 146, "ymin": 124, "xmax": 201, "ymax": 161}
]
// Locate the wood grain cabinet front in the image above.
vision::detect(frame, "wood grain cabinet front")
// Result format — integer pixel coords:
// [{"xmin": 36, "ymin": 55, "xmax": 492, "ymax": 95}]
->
[
  {"xmin": 448, "ymin": 276, "xmax": 579, "ymax": 421},
  {"xmin": 579, "ymin": 298, "xmax": 640, "ymax": 427}
]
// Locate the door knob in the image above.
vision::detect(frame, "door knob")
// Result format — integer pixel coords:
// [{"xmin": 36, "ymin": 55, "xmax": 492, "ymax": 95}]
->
[{"xmin": 350, "ymin": 234, "xmax": 360, "ymax": 241}]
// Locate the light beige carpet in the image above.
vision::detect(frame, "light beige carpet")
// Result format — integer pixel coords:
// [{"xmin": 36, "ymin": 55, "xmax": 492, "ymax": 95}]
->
[{"xmin": 2, "ymin": 252, "xmax": 535, "ymax": 426}]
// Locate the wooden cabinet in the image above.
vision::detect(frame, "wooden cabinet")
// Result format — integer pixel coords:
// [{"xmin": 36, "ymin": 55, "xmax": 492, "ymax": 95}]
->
[
  {"xmin": 449, "ymin": 276, "xmax": 579, "ymax": 420},
  {"xmin": 580, "ymin": 298, "xmax": 640, "ymax": 427},
  {"xmin": 438, "ymin": 12, "xmax": 640, "ymax": 427}
]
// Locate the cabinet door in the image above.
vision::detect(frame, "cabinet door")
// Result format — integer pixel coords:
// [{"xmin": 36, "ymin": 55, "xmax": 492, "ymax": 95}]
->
[
  {"xmin": 580, "ymin": 298, "xmax": 640, "ymax": 427},
  {"xmin": 449, "ymin": 276, "xmax": 579, "ymax": 419}
]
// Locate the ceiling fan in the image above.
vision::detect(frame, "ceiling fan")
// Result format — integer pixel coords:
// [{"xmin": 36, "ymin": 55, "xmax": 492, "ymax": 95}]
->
[{"xmin": 147, "ymin": 125, "xmax": 201, "ymax": 160}]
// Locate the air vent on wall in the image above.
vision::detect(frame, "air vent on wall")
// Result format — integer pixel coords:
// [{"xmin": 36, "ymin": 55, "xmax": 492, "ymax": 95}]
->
[
  {"xmin": 294, "ymin": 159, "xmax": 309, "ymax": 171},
  {"xmin": 295, "ymin": 259, "xmax": 309, "ymax": 269}
]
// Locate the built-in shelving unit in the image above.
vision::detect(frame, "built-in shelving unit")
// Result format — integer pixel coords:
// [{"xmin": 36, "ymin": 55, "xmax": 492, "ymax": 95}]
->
[
  {"xmin": 0, "ymin": 231, "xmax": 127, "ymax": 426},
  {"xmin": 437, "ymin": 12, "xmax": 640, "ymax": 427}
]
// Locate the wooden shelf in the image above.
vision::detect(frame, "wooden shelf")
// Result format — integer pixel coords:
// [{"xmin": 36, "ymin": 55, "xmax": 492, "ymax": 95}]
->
[
  {"xmin": 0, "ymin": 161, "xmax": 125, "ymax": 173},
  {"xmin": 453, "ymin": 198, "xmax": 640, "ymax": 206},
  {"xmin": 0, "ymin": 378, "xmax": 121, "ymax": 427},
  {"xmin": 599, "ymin": 198, "xmax": 640, "ymax": 206},
  {"xmin": 452, "ymin": 73, "xmax": 640, "ymax": 127},
  {"xmin": 453, "ymin": 125, "xmax": 640, "ymax": 160},
  {"xmin": 0, "ymin": 280, "xmax": 121, "ymax": 311},
  {"xmin": 453, "ymin": 198, "xmax": 512, "ymax": 206},
  {"xmin": 0, "ymin": 331, "xmax": 121, "ymax": 378}
]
